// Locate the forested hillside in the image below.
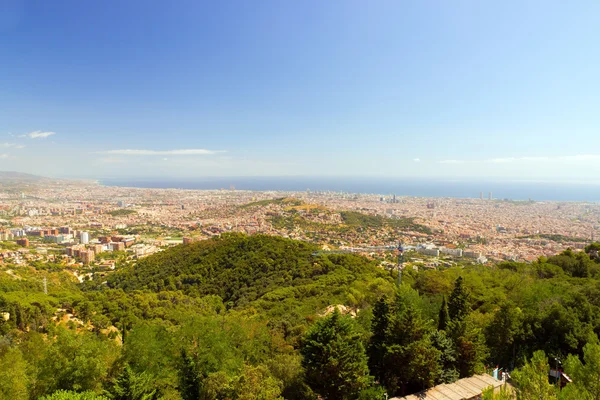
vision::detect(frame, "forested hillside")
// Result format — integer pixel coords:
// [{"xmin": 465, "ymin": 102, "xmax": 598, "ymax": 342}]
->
[{"xmin": 2, "ymin": 234, "xmax": 600, "ymax": 399}]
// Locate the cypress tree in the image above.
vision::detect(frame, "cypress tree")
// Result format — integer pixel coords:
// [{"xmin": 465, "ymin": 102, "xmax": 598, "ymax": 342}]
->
[{"xmin": 438, "ymin": 296, "xmax": 450, "ymax": 331}]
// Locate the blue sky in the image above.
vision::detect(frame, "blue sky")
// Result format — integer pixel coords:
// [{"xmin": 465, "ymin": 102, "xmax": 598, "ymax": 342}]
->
[{"xmin": 1, "ymin": 0, "xmax": 599, "ymax": 180}]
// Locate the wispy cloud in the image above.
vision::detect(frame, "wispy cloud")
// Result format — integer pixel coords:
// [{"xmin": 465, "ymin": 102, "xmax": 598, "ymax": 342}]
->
[
  {"xmin": 559, "ymin": 154, "xmax": 600, "ymax": 161},
  {"xmin": 101, "ymin": 149, "xmax": 224, "ymax": 156},
  {"xmin": 436, "ymin": 155, "xmax": 600, "ymax": 165},
  {"xmin": 20, "ymin": 131, "xmax": 56, "ymax": 139},
  {"xmin": 486, "ymin": 155, "xmax": 600, "ymax": 163},
  {"xmin": 0, "ymin": 154, "xmax": 9, "ymax": 159},
  {"xmin": 413, "ymin": 158, "xmax": 421, "ymax": 162},
  {"xmin": 0, "ymin": 143, "xmax": 25, "ymax": 148}
]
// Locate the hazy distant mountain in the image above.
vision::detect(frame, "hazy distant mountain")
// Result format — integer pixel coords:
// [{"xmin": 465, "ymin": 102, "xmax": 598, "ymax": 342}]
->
[{"xmin": 0, "ymin": 171, "xmax": 51, "ymax": 182}]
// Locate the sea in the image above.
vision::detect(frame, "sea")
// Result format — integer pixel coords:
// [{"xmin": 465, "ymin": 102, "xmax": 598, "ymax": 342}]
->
[{"xmin": 99, "ymin": 177, "xmax": 600, "ymax": 202}]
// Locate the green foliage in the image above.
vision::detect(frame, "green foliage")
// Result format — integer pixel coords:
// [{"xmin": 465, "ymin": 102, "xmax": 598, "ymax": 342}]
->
[
  {"xmin": 512, "ymin": 350, "xmax": 557, "ymax": 400},
  {"xmin": 340, "ymin": 211, "xmax": 431, "ymax": 234},
  {"xmin": 482, "ymin": 385, "xmax": 515, "ymax": 400},
  {"xmin": 0, "ymin": 241, "xmax": 20, "ymax": 250},
  {"xmin": 561, "ymin": 342, "xmax": 600, "ymax": 400},
  {"xmin": 523, "ymin": 234, "xmax": 588, "ymax": 243},
  {"xmin": 0, "ymin": 346, "xmax": 29, "ymax": 400},
  {"xmin": 449, "ymin": 318, "xmax": 488, "ymax": 378},
  {"xmin": 356, "ymin": 385, "xmax": 387, "ymax": 400},
  {"xmin": 448, "ymin": 276, "xmax": 470, "ymax": 322},
  {"xmin": 123, "ymin": 324, "xmax": 179, "ymax": 397},
  {"xmin": 382, "ymin": 304, "xmax": 441, "ymax": 395},
  {"xmin": 266, "ymin": 353, "xmax": 313, "ymax": 400},
  {"xmin": 106, "ymin": 234, "xmax": 394, "ymax": 323},
  {"xmin": 301, "ymin": 310, "xmax": 370, "ymax": 400},
  {"xmin": 108, "ymin": 209, "xmax": 137, "ymax": 217},
  {"xmin": 240, "ymin": 197, "xmax": 302, "ymax": 209},
  {"xmin": 367, "ymin": 290, "xmax": 444, "ymax": 396},
  {"xmin": 430, "ymin": 330, "xmax": 459, "ymax": 384},
  {"xmin": 3, "ymin": 234, "xmax": 600, "ymax": 399},
  {"xmin": 486, "ymin": 302, "xmax": 523, "ymax": 369},
  {"xmin": 367, "ymin": 296, "xmax": 390, "ymax": 381},
  {"xmin": 230, "ymin": 364, "xmax": 283, "ymax": 400},
  {"xmin": 585, "ymin": 242, "xmax": 600, "ymax": 254},
  {"xmin": 107, "ymin": 364, "xmax": 158, "ymax": 400},
  {"xmin": 31, "ymin": 327, "xmax": 120, "ymax": 398},
  {"xmin": 38, "ymin": 390, "xmax": 110, "ymax": 400},
  {"xmin": 108, "ymin": 233, "xmax": 319, "ymax": 302},
  {"xmin": 547, "ymin": 249, "xmax": 593, "ymax": 277},
  {"xmin": 438, "ymin": 295, "xmax": 450, "ymax": 331}
]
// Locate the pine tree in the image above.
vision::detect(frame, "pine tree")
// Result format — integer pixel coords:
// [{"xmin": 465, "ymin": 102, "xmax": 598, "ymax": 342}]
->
[
  {"xmin": 486, "ymin": 302, "xmax": 523, "ymax": 370},
  {"xmin": 511, "ymin": 351, "xmax": 557, "ymax": 400},
  {"xmin": 301, "ymin": 309, "xmax": 370, "ymax": 399},
  {"xmin": 561, "ymin": 342, "xmax": 600, "ymax": 400},
  {"xmin": 450, "ymin": 319, "xmax": 488, "ymax": 378},
  {"xmin": 109, "ymin": 364, "xmax": 157, "ymax": 400},
  {"xmin": 381, "ymin": 304, "xmax": 441, "ymax": 396},
  {"xmin": 368, "ymin": 296, "xmax": 390, "ymax": 382},
  {"xmin": 430, "ymin": 330, "xmax": 459, "ymax": 384},
  {"xmin": 448, "ymin": 277, "xmax": 470, "ymax": 322}
]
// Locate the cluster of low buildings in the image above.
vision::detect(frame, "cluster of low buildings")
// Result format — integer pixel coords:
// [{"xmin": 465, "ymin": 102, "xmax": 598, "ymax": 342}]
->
[{"xmin": 0, "ymin": 220, "xmax": 160, "ymax": 265}]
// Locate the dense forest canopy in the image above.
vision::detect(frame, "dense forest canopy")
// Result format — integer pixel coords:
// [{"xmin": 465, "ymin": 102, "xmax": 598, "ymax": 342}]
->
[{"xmin": 2, "ymin": 233, "xmax": 600, "ymax": 399}]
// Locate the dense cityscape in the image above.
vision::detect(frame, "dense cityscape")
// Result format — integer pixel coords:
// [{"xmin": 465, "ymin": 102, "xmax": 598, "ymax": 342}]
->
[{"xmin": 2, "ymin": 175, "xmax": 597, "ymax": 272}]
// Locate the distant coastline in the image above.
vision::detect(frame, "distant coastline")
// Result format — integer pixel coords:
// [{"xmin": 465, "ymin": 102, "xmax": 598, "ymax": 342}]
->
[{"xmin": 98, "ymin": 177, "xmax": 600, "ymax": 202}]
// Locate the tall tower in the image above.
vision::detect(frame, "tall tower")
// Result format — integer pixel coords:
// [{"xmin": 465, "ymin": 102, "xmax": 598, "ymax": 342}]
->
[
  {"xmin": 489, "ymin": 192, "xmax": 493, "ymax": 200},
  {"xmin": 480, "ymin": 192, "xmax": 483, "ymax": 200}
]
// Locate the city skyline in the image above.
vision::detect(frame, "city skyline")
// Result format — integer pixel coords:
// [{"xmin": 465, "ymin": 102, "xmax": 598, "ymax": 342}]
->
[{"xmin": 2, "ymin": 1, "xmax": 600, "ymax": 180}]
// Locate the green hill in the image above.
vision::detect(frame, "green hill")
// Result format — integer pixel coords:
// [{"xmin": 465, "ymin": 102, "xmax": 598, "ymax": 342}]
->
[{"xmin": 107, "ymin": 233, "xmax": 395, "ymax": 311}]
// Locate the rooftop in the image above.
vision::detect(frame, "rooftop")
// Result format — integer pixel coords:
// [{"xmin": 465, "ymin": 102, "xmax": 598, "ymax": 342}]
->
[{"xmin": 392, "ymin": 374, "xmax": 504, "ymax": 400}]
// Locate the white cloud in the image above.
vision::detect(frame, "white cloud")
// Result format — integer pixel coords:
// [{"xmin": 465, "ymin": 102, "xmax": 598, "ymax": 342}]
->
[
  {"xmin": 0, "ymin": 154, "xmax": 9, "ymax": 159},
  {"xmin": 439, "ymin": 159, "xmax": 465, "ymax": 164},
  {"xmin": 20, "ymin": 131, "xmax": 56, "ymax": 139},
  {"xmin": 101, "ymin": 149, "xmax": 224, "ymax": 156},
  {"xmin": 0, "ymin": 143, "xmax": 24, "ymax": 148},
  {"xmin": 413, "ymin": 158, "xmax": 421, "ymax": 162}
]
